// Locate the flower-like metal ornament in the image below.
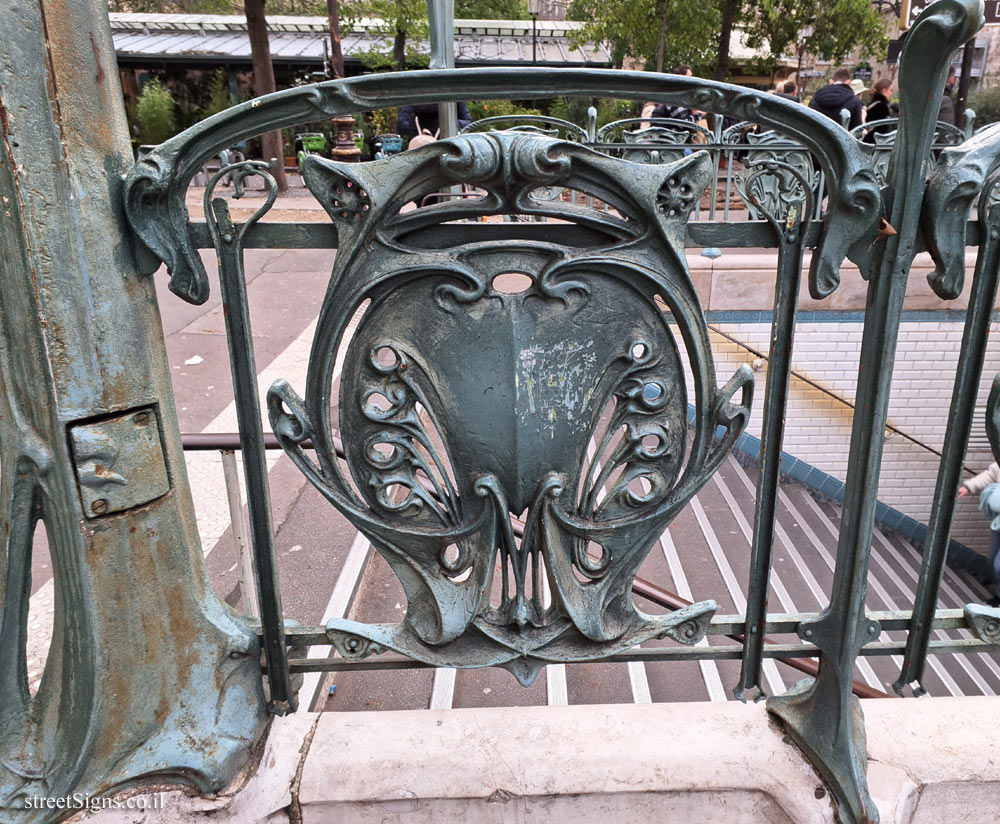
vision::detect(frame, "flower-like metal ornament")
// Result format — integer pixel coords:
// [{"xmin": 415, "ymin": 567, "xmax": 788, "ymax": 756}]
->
[
  {"xmin": 327, "ymin": 175, "xmax": 371, "ymax": 222},
  {"xmin": 267, "ymin": 132, "xmax": 754, "ymax": 686}
]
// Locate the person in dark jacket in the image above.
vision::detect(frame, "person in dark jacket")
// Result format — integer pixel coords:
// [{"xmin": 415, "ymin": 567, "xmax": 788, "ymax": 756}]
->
[
  {"xmin": 396, "ymin": 102, "xmax": 473, "ymax": 138},
  {"xmin": 862, "ymin": 78, "xmax": 894, "ymax": 143},
  {"xmin": 808, "ymin": 68, "xmax": 863, "ymax": 129}
]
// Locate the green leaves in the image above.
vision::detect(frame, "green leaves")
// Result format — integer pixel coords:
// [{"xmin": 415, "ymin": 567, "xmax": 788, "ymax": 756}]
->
[
  {"xmin": 456, "ymin": 0, "xmax": 530, "ymax": 17},
  {"xmin": 568, "ymin": 0, "xmax": 721, "ymax": 72},
  {"xmin": 134, "ymin": 78, "xmax": 176, "ymax": 144},
  {"xmin": 341, "ymin": 0, "xmax": 428, "ymax": 69},
  {"xmin": 742, "ymin": 0, "xmax": 889, "ymax": 70},
  {"xmin": 567, "ymin": 0, "xmax": 888, "ymax": 77}
]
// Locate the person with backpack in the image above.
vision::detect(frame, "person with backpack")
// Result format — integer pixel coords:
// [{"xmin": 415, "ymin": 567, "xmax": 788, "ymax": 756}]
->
[{"xmin": 808, "ymin": 67, "xmax": 863, "ymax": 129}]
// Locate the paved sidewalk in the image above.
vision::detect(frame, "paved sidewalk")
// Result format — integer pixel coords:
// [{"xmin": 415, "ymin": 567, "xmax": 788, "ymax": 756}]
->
[{"xmin": 186, "ymin": 177, "xmax": 325, "ymax": 222}]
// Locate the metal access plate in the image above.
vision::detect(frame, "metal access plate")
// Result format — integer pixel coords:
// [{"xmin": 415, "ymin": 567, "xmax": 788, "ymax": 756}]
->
[{"xmin": 70, "ymin": 407, "xmax": 170, "ymax": 518}]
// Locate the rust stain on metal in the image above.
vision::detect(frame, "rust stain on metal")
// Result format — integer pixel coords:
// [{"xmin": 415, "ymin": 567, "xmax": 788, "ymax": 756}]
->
[
  {"xmin": 90, "ymin": 32, "xmax": 105, "ymax": 85},
  {"xmin": 877, "ymin": 218, "xmax": 897, "ymax": 239},
  {"xmin": 35, "ymin": 0, "xmax": 70, "ymax": 174}
]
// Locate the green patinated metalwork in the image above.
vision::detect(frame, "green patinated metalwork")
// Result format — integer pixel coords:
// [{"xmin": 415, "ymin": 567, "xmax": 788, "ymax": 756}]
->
[
  {"xmin": 266, "ymin": 135, "xmax": 750, "ymax": 686},
  {"xmin": 896, "ymin": 139, "xmax": 1000, "ymax": 695},
  {"xmin": 767, "ymin": 4, "xmax": 984, "ymax": 822},
  {"xmin": 124, "ymin": 68, "xmax": 879, "ymax": 305},
  {"xmin": 116, "ymin": 2, "xmax": 995, "ymax": 818},
  {"xmin": 3, "ymin": 0, "xmax": 998, "ymax": 821},
  {"xmin": 0, "ymin": 1, "xmax": 267, "ymax": 821},
  {"xmin": 460, "ymin": 112, "xmax": 595, "ymax": 141}
]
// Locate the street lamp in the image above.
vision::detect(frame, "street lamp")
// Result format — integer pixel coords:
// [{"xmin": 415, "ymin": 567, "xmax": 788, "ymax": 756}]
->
[{"xmin": 529, "ymin": 0, "xmax": 541, "ymax": 66}]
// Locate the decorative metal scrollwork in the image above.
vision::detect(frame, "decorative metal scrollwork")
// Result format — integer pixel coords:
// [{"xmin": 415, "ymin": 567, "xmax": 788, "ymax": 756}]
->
[
  {"xmin": 964, "ymin": 604, "xmax": 1000, "ymax": 644},
  {"xmin": 267, "ymin": 132, "xmax": 752, "ymax": 684},
  {"xmin": 723, "ymin": 124, "xmax": 819, "ymax": 221}
]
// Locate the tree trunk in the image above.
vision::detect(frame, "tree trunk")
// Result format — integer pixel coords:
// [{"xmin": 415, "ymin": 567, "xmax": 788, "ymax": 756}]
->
[
  {"xmin": 394, "ymin": 27, "xmax": 406, "ymax": 71},
  {"xmin": 714, "ymin": 0, "xmax": 739, "ymax": 82},
  {"xmin": 654, "ymin": 0, "xmax": 669, "ymax": 73},
  {"xmin": 245, "ymin": 0, "xmax": 288, "ymax": 191},
  {"xmin": 326, "ymin": 0, "xmax": 345, "ymax": 78}
]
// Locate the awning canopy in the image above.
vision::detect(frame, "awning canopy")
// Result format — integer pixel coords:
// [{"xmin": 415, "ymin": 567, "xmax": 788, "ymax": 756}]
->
[{"xmin": 109, "ymin": 13, "xmax": 614, "ymax": 68}]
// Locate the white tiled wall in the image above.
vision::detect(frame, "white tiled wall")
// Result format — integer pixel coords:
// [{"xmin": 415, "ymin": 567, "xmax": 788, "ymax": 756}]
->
[{"xmin": 679, "ymin": 319, "xmax": 1000, "ymax": 556}]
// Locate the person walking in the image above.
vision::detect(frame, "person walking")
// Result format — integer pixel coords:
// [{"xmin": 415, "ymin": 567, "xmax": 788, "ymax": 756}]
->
[
  {"xmin": 775, "ymin": 80, "xmax": 800, "ymax": 102},
  {"xmin": 959, "ymin": 462, "xmax": 1000, "ymax": 607},
  {"xmin": 808, "ymin": 67, "xmax": 863, "ymax": 129},
  {"xmin": 863, "ymin": 78, "xmax": 894, "ymax": 143},
  {"xmin": 938, "ymin": 66, "xmax": 957, "ymax": 126},
  {"xmin": 650, "ymin": 65, "xmax": 699, "ymax": 122}
]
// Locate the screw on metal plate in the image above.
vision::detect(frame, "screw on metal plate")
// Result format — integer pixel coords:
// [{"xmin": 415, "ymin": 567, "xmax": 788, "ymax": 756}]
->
[{"xmin": 70, "ymin": 407, "xmax": 170, "ymax": 518}]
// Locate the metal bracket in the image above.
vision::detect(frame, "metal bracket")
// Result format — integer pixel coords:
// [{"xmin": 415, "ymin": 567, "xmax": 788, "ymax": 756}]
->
[{"xmin": 70, "ymin": 407, "xmax": 170, "ymax": 518}]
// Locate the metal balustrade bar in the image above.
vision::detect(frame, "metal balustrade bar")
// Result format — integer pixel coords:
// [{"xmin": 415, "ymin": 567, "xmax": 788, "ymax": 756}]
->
[
  {"xmin": 193, "ymin": 429, "xmax": 900, "ymax": 700},
  {"xmin": 271, "ymin": 609, "xmax": 985, "ymax": 646},
  {"xmin": 280, "ymin": 639, "xmax": 998, "ymax": 673},
  {"xmin": 185, "ymin": 219, "xmax": 984, "ymax": 251}
]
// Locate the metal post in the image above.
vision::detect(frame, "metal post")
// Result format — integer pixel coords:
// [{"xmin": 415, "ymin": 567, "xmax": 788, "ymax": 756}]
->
[
  {"xmin": 0, "ymin": 0, "xmax": 267, "ymax": 815},
  {"xmin": 428, "ymin": 0, "xmax": 458, "ymax": 139},
  {"xmin": 956, "ymin": 36, "xmax": 976, "ymax": 128},
  {"xmin": 767, "ymin": 3, "xmax": 980, "ymax": 820}
]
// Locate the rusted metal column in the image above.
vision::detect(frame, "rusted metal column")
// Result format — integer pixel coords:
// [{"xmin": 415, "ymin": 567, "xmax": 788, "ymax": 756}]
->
[
  {"xmin": 330, "ymin": 114, "xmax": 361, "ymax": 161},
  {"xmin": 0, "ymin": 0, "xmax": 267, "ymax": 818}
]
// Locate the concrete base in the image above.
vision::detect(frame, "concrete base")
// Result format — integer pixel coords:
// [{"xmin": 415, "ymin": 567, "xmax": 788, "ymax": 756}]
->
[{"xmin": 78, "ymin": 697, "xmax": 1000, "ymax": 824}]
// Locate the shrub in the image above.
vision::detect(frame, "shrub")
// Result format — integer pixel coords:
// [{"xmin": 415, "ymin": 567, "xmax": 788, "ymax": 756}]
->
[
  {"xmin": 198, "ymin": 69, "xmax": 235, "ymax": 121},
  {"xmin": 968, "ymin": 83, "xmax": 1000, "ymax": 128},
  {"xmin": 135, "ymin": 78, "xmax": 176, "ymax": 144},
  {"xmin": 467, "ymin": 99, "xmax": 542, "ymax": 122},
  {"xmin": 548, "ymin": 96, "xmax": 592, "ymax": 125},
  {"xmin": 595, "ymin": 98, "xmax": 635, "ymax": 128}
]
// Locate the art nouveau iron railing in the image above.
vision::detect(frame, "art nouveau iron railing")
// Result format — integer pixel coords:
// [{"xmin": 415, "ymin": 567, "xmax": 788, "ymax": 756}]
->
[
  {"xmin": 0, "ymin": 0, "xmax": 977, "ymax": 820},
  {"xmin": 459, "ymin": 113, "xmax": 974, "ymax": 222}
]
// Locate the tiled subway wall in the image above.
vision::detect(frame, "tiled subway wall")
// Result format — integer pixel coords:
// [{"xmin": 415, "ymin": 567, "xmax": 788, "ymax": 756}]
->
[{"xmin": 677, "ymin": 317, "xmax": 1000, "ymax": 557}]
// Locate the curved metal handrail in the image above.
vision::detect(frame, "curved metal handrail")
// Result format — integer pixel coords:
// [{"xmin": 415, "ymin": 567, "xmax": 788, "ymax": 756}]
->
[
  {"xmin": 596, "ymin": 116, "xmax": 713, "ymax": 144},
  {"xmin": 124, "ymin": 68, "xmax": 879, "ymax": 305},
  {"xmin": 849, "ymin": 117, "xmax": 966, "ymax": 144},
  {"xmin": 460, "ymin": 113, "xmax": 589, "ymax": 141}
]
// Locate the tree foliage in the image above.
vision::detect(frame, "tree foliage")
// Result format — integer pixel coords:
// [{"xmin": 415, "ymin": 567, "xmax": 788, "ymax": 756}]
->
[
  {"xmin": 341, "ymin": 0, "xmax": 428, "ymax": 70},
  {"xmin": 456, "ymin": 0, "xmax": 529, "ymax": 17},
  {"xmin": 109, "ymin": 0, "xmax": 531, "ymax": 18},
  {"xmin": 968, "ymin": 83, "xmax": 1000, "ymax": 127},
  {"xmin": 567, "ymin": 0, "xmax": 889, "ymax": 79},
  {"xmin": 198, "ymin": 68, "xmax": 236, "ymax": 119},
  {"xmin": 107, "ymin": 0, "xmax": 236, "ymax": 11},
  {"xmin": 567, "ymin": 0, "xmax": 721, "ymax": 72},
  {"xmin": 742, "ymin": 0, "xmax": 888, "ymax": 75}
]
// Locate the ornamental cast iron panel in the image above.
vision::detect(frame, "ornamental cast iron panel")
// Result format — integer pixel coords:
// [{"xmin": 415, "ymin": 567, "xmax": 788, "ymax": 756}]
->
[
  {"xmin": 266, "ymin": 134, "xmax": 751, "ymax": 686},
  {"xmin": 72, "ymin": 0, "xmax": 998, "ymax": 820}
]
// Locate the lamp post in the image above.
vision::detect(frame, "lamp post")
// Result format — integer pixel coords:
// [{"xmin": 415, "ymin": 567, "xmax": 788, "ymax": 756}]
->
[{"xmin": 529, "ymin": 0, "xmax": 541, "ymax": 65}]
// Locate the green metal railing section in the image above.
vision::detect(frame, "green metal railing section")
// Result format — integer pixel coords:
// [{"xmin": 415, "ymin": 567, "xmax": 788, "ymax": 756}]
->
[
  {"xmin": 123, "ymin": 2, "xmax": 996, "ymax": 821},
  {"xmin": 2, "ymin": 1, "xmax": 1000, "ymax": 822},
  {"xmin": 458, "ymin": 113, "xmax": 970, "ymax": 223}
]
